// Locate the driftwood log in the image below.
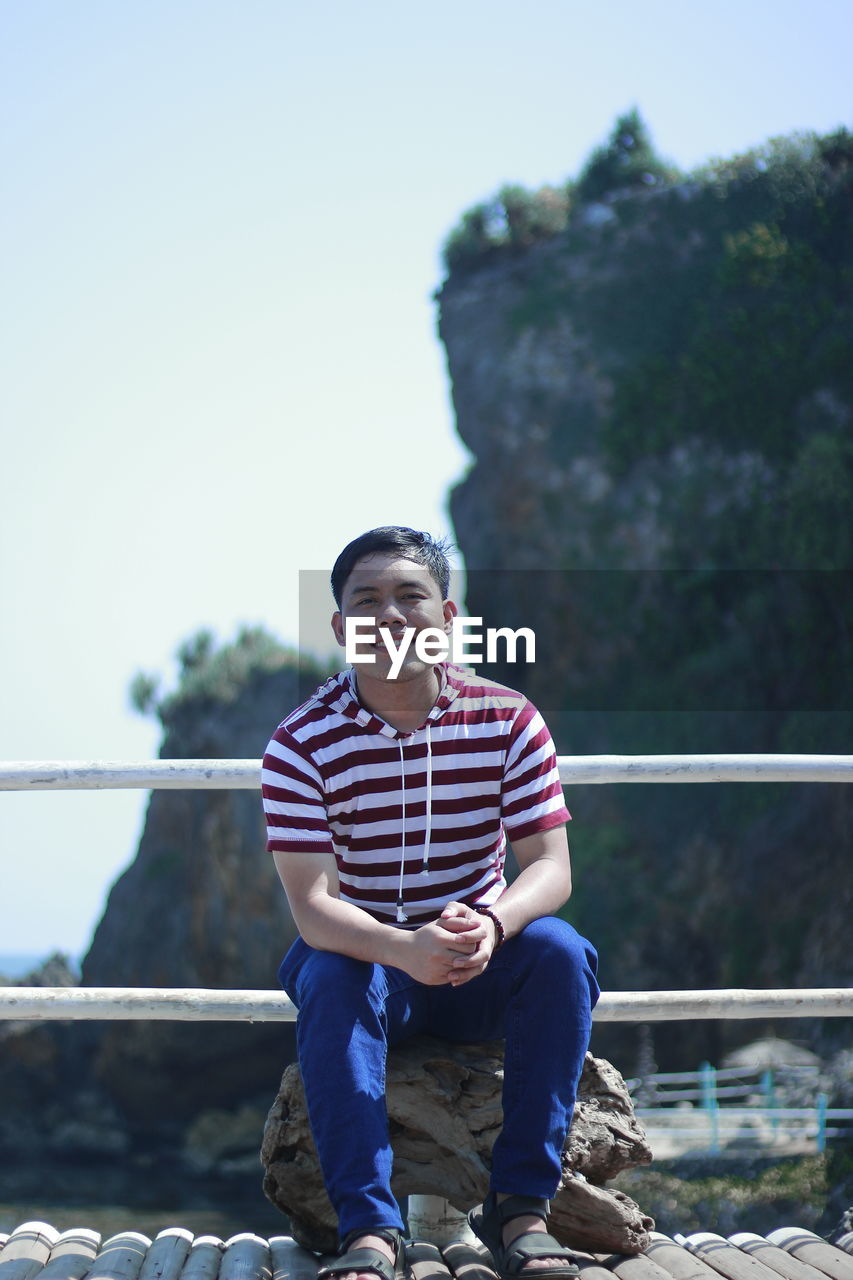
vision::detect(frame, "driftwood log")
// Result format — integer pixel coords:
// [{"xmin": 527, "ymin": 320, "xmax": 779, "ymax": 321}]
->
[{"xmin": 261, "ymin": 1036, "xmax": 654, "ymax": 1255}]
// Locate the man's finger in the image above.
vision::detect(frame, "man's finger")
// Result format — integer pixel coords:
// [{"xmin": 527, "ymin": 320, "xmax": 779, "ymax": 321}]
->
[
  {"xmin": 448, "ymin": 960, "xmax": 487, "ymax": 986},
  {"xmin": 439, "ymin": 915, "xmax": 482, "ymax": 935},
  {"xmin": 446, "ymin": 939, "xmax": 478, "ymax": 956},
  {"xmin": 440, "ymin": 901, "xmax": 467, "ymax": 917}
]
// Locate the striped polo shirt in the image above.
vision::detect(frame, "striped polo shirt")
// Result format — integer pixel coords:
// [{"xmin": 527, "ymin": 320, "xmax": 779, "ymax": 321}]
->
[{"xmin": 261, "ymin": 663, "xmax": 569, "ymax": 926}]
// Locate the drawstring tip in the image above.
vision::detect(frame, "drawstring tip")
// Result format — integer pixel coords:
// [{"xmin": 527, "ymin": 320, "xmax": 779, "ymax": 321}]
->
[
  {"xmin": 396, "ymin": 900, "xmax": 408, "ymax": 923},
  {"xmin": 421, "ymin": 859, "xmax": 430, "ymax": 876}
]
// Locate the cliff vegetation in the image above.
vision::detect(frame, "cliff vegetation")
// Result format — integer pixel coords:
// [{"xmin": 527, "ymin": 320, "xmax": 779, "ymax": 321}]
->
[{"xmin": 438, "ymin": 112, "xmax": 852, "ymax": 1071}]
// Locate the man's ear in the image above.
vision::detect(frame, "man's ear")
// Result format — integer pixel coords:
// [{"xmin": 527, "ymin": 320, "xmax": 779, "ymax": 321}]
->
[
  {"xmin": 442, "ymin": 599, "xmax": 458, "ymax": 633},
  {"xmin": 331, "ymin": 611, "xmax": 346, "ymax": 648}
]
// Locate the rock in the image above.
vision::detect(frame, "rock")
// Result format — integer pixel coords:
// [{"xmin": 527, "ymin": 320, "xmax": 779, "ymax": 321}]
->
[
  {"xmin": 564, "ymin": 1054, "xmax": 653, "ymax": 1184},
  {"xmin": 549, "ymin": 1174, "xmax": 654, "ymax": 1255},
  {"xmin": 261, "ymin": 1036, "xmax": 653, "ymax": 1254},
  {"xmin": 79, "ymin": 653, "xmax": 308, "ymax": 1131}
]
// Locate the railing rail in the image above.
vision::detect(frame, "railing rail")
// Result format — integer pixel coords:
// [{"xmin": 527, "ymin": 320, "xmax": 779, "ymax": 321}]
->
[
  {"xmin": 628, "ymin": 1063, "xmax": 822, "ymax": 1087},
  {"xmin": 1, "ymin": 986, "xmax": 851, "ymax": 1023},
  {"xmin": 2, "ymin": 758, "xmax": 850, "ymax": 1026},
  {"xmin": 3, "ymin": 754, "xmax": 850, "ymax": 1168},
  {"xmin": 1, "ymin": 754, "xmax": 852, "ymax": 790}
]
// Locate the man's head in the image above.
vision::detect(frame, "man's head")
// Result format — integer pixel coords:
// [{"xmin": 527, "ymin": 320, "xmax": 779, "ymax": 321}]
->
[
  {"xmin": 331, "ymin": 527, "xmax": 452, "ymax": 607},
  {"xmin": 330, "ymin": 528, "xmax": 456, "ymax": 685}
]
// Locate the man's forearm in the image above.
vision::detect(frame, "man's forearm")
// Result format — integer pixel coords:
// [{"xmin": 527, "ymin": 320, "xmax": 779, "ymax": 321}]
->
[
  {"xmin": 290, "ymin": 890, "xmax": 488, "ymax": 987},
  {"xmin": 290, "ymin": 891, "xmax": 409, "ymax": 968},
  {"xmin": 273, "ymin": 849, "xmax": 486, "ymax": 985},
  {"xmin": 490, "ymin": 831, "xmax": 572, "ymax": 942}
]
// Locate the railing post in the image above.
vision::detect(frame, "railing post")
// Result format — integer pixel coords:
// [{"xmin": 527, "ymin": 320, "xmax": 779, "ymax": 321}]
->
[
  {"xmin": 816, "ymin": 1092, "xmax": 828, "ymax": 1153},
  {"xmin": 762, "ymin": 1067, "xmax": 779, "ymax": 1137},
  {"xmin": 407, "ymin": 1196, "xmax": 477, "ymax": 1246},
  {"xmin": 700, "ymin": 1062, "xmax": 720, "ymax": 1154}
]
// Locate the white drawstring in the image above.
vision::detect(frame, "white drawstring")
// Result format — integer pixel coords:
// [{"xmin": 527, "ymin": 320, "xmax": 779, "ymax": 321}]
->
[
  {"xmin": 396, "ymin": 740, "xmax": 408, "ymax": 922},
  {"xmin": 396, "ymin": 727, "xmax": 434, "ymax": 922},
  {"xmin": 421, "ymin": 723, "xmax": 432, "ymax": 875}
]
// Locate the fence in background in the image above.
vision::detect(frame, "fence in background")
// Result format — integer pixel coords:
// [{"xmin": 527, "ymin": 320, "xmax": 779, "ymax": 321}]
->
[{"xmin": 625, "ymin": 1062, "xmax": 853, "ymax": 1155}]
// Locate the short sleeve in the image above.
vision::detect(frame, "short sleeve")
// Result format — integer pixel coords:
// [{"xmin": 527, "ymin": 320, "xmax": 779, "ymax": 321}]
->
[
  {"xmin": 261, "ymin": 728, "xmax": 335, "ymax": 855},
  {"xmin": 500, "ymin": 700, "xmax": 570, "ymax": 841}
]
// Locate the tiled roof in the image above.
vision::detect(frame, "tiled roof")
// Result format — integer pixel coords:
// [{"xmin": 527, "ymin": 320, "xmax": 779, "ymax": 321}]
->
[{"xmin": 1, "ymin": 1223, "xmax": 852, "ymax": 1280}]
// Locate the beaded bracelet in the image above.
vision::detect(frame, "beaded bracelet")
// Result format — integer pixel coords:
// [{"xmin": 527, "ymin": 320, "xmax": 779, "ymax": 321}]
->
[{"xmin": 473, "ymin": 904, "xmax": 506, "ymax": 950}]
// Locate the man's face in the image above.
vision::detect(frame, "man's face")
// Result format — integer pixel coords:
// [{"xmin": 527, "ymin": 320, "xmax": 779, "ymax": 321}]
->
[{"xmin": 332, "ymin": 553, "xmax": 457, "ymax": 683}]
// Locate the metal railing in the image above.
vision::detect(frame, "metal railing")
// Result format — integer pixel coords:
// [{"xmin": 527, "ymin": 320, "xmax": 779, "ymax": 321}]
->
[
  {"xmin": 1, "ymin": 753, "xmax": 852, "ymax": 790},
  {"xmin": 2, "ymin": 754, "xmax": 852, "ymax": 1030},
  {"xmin": 1, "ymin": 985, "xmax": 851, "ymax": 1023}
]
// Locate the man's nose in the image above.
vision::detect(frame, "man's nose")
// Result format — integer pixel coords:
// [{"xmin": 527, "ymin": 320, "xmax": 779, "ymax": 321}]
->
[{"xmin": 378, "ymin": 598, "xmax": 406, "ymax": 627}]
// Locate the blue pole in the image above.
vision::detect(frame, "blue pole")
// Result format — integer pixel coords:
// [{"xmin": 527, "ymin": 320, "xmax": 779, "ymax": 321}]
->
[
  {"xmin": 762, "ymin": 1068, "xmax": 778, "ymax": 1134},
  {"xmin": 701, "ymin": 1061, "xmax": 720, "ymax": 1154},
  {"xmin": 816, "ymin": 1092, "xmax": 828, "ymax": 1153}
]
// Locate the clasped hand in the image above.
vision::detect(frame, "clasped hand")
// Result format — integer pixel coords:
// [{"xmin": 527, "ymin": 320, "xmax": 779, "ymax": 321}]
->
[{"xmin": 404, "ymin": 901, "xmax": 497, "ymax": 987}]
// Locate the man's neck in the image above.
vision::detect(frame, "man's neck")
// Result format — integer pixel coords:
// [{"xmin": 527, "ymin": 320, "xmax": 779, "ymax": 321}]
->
[{"xmin": 354, "ymin": 666, "xmax": 441, "ymax": 734}]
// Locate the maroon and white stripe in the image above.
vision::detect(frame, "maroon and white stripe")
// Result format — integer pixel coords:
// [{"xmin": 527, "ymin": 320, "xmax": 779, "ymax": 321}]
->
[{"xmin": 262, "ymin": 665, "xmax": 569, "ymax": 925}]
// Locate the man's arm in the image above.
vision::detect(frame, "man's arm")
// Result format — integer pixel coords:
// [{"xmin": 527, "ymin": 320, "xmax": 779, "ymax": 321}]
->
[
  {"xmin": 492, "ymin": 822, "xmax": 572, "ymax": 938},
  {"xmin": 439, "ymin": 823, "xmax": 572, "ymax": 985},
  {"xmin": 273, "ymin": 848, "xmax": 488, "ymax": 986}
]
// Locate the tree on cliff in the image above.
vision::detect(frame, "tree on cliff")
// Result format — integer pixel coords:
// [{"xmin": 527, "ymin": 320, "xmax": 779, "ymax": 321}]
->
[
  {"xmin": 575, "ymin": 108, "xmax": 679, "ymax": 203},
  {"xmin": 442, "ymin": 109, "xmax": 677, "ymax": 273},
  {"xmin": 129, "ymin": 625, "xmax": 320, "ymax": 721}
]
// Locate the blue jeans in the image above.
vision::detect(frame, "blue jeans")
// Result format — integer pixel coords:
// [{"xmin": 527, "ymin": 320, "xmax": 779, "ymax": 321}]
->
[{"xmin": 279, "ymin": 917, "xmax": 599, "ymax": 1244}]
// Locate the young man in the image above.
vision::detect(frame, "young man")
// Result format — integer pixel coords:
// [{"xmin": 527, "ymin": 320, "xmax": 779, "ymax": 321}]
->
[{"xmin": 261, "ymin": 527, "xmax": 599, "ymax": 1280}]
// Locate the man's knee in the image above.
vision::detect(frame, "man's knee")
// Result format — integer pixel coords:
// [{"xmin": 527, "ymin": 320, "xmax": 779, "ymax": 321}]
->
[
  {"xmin": 513, "ymin": 916, "xmax": 600, "ymax": 1008},
  {"xmin": 284, "ymin": 944, "xmax": 381, "ymax": 1012}
]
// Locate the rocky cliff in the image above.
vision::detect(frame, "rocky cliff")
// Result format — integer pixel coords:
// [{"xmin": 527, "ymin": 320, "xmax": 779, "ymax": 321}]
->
[
  {"xmin": 0, "ymin": 634, "xmax": 324, "ymax": 1174},
  {"xmin": 437, "ymin": 120, "xmax": 853, "ymax": 1068},
  {"xmin": 78, "ymin": 632, "xmax": 322, "ymax": 1133}
]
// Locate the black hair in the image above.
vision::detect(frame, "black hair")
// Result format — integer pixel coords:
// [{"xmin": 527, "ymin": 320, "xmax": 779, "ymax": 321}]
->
[{"xmin": 331, "ymin": 527, "xmax": 453, "ymax": 607}]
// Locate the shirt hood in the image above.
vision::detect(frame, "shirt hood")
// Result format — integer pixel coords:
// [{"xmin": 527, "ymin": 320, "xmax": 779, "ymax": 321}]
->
[{"xmin": 319, "ymin": 662, "xmax": 462, "ymax": 739}]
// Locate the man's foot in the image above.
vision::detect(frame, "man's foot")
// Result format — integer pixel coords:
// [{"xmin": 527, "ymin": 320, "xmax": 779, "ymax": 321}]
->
[
  {"xmin": 318, "ymin": 1232, "xmax": 398, "ymax": 1280},
  {"xmin": 468, "ymin": 1193, "xmax": 579, "ymax": 1279},
  {"xmin": 337, "ymin": 1235, "xmax": 395, "ymax": 1280},
  {"xmin": 497, "ymin": 1202, "xmax": 572, "ymax": 1273}
]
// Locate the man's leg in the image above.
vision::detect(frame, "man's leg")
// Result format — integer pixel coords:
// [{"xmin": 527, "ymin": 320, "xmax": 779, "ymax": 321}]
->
[
  {"xmin": 428, "ymin": 917, "xmax": 599, "ymax": 1267},
  {"xmin": 279, "ymin": 937, "xmax": 427, "ymax": 1244},
  {"xmin": 489, "ymin": 917, "xmax": 598, "ymax": 1194}
]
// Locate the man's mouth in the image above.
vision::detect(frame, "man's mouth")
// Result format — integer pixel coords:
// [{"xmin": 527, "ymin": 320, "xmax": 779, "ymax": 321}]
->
[{"xmin": 375, "ymin": 630, "xmax": 409, "ymax": 649}]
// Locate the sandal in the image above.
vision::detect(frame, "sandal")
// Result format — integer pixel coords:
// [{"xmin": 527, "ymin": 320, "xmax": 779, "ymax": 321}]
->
[
  {"xmin": 318, "ymin": 1228, "xmax": 404, "ymax": 1280},
  {"xmin": 468, "ymin": 1193, "xmax": 579, "ymax": 1280}
]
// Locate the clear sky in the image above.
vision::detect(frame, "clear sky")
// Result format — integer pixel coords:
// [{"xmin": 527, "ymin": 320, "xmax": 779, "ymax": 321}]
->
[{"xmin": 2, "ymin": 0, "xmax": 851, "ymax": 964}]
